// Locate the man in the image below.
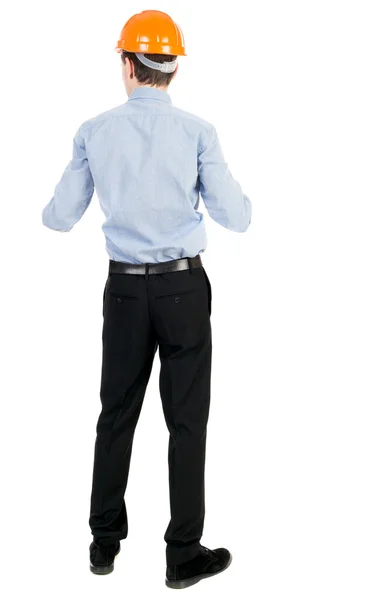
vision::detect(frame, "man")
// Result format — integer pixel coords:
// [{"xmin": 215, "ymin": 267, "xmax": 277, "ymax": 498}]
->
[{"xmin": 42, "ymin": 10, "xmax": 251, "ymax": 589}]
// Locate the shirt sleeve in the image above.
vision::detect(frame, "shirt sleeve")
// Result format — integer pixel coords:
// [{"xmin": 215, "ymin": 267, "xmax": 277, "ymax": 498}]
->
[
  {"xmin": 198, "ymin": 126, "xmax": 251, "ymax": 232},
  {"xmin": 42, "ymin": 127, "xmax": 94, "ymax": 232}
]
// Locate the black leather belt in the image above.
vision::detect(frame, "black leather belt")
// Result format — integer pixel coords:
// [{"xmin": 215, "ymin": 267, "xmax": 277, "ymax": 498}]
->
[{"xmin": 109, "ymin": 255, "xmax": 202, "ymax": 275}]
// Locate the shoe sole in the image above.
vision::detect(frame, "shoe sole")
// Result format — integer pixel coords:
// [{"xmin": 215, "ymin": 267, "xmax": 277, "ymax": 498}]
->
[
  {"xmin": 90, "ymin": 545, "xmax": 121, "ymax": 575},
  {"xmin": 165, "ymin": 553, "xmax": 233, "ymax": 589}
]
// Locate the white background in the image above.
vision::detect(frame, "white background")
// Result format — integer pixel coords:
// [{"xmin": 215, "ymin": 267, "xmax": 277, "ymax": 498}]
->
[{"xmin": 1, "ymin": 0, "xmax": 377, "ymax": 598}]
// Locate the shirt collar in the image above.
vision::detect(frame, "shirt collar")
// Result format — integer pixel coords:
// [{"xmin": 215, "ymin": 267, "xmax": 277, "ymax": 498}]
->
[{"xmin": 128, "ymin": 87, "xmax": 172, "ymax": 104}]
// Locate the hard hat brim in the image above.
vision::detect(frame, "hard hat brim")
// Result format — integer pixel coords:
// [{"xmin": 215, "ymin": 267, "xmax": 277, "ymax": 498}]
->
[{"xmin": 116, "ymin": 41, "xmax": 186, "ymax": 56}]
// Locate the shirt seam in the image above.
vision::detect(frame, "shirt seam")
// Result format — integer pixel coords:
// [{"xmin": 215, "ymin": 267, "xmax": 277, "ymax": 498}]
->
[{"xmin": 79, "ymin": 110, "xmax": 214, "ymax": 138}]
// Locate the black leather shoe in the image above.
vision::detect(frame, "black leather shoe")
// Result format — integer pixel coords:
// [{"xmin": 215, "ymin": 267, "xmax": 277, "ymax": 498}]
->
[
  {"xmin": 165, "ymin": 545, "xmax": 232, "ymax": 589},
  {"xmin": 89, "ymin": 539, "xmax": 121, "ymax": 574}
]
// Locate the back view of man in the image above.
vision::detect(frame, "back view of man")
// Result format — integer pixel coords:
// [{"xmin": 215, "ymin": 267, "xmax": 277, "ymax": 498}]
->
[{"xmin": 42, "ymin": 10, "xmax": 251, "ymax": 589}]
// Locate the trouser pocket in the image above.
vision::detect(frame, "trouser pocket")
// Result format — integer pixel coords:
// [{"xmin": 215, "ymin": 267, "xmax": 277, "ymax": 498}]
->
[
  {"xmin": 202, "ymin": 268, "xmax": 212, "ymax": 316},
  {"xmin": 102, "ymin": 277, "xmax": 110, "ymax": 317}
]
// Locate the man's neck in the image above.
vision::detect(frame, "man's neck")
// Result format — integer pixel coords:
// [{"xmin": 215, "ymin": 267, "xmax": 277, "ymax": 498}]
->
[{"xmin": 133, "ymin": 83, "xmax": 169, "ymax": 93}]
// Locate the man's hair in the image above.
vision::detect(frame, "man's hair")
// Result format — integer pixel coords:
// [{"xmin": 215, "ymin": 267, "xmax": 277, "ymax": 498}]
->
[{"xmin": 121, "ymin": 51, "xmax": 177, "ymax": 87}]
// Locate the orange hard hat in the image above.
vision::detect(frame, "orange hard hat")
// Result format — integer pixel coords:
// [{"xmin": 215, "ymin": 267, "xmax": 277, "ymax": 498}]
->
[{"xmin": 116, "ymin": 10, "xmax": 186, "ymax": 56}]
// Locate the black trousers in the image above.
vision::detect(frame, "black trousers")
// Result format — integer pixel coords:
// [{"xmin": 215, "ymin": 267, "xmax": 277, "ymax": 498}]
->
[{"xmin": 89, "ymin": 259, "xmax": 212, "ymax": 566}]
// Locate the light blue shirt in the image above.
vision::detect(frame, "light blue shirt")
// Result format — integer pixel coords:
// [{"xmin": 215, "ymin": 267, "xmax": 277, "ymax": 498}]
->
[{"xmin": 42, "ymin": 87, "xmax": 251, "ymax": 264}]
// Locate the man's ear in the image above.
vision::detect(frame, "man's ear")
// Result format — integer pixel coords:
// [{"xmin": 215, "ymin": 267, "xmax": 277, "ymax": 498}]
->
[
  {"xmin": 126, "ymin": 57, "xmax": 135, "ymax": 79},
  {"xmin": 172, "ymin": 63, "xmax": 179, "ymax": 81}
]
